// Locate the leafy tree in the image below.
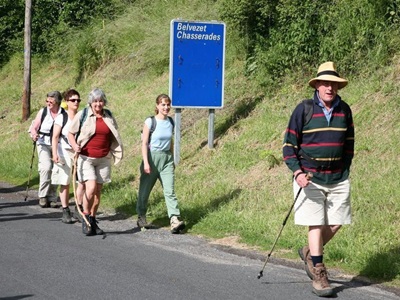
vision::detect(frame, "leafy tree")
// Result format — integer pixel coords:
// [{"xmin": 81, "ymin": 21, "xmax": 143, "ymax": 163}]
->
[
  {"xmin": 0, "ymin": 0, "xmax": 122, "ymax": 67},
  {"xmin": 218, "ymin": 0, "xmax": 278, "ymax": 54},
  {"xmin": 0, "ymin": 0, "xmax": 25, "ymax": 65}
]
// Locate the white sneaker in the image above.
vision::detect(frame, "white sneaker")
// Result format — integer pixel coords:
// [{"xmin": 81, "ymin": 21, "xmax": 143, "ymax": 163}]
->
[{"xmin": 170, "ymin": 216, "xmax": 185, "ymax": 234}]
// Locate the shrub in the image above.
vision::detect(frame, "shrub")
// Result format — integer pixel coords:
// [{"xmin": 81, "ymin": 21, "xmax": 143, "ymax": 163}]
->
[
  {"xmin": 219, "ymin": 0, "xmax": 400, "ymax": 87},
  {"xmin": 0, "ymin": 0, "xmax": 123, "ymax": 67}
]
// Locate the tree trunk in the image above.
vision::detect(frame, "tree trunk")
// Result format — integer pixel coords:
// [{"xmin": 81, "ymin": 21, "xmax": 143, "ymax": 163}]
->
[{"xmin": 22, "ymin": 0, "xmax": 32, "ymax": 121}]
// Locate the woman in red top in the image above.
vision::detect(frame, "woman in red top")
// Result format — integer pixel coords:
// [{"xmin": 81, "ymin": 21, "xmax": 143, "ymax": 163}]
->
[{"xmin": 68, "ymin": 88, "xmax": 123, "ymax": 236}]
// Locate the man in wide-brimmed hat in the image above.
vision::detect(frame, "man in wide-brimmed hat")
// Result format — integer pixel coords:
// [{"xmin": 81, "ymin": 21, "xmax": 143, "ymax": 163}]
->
[
  {"xmin": 282, "ymin": 62, "xmax": 355, "ymax": 297},
  {"xmin": 308, "ymin": 61, "xmax": 348, "ymax": 90}
]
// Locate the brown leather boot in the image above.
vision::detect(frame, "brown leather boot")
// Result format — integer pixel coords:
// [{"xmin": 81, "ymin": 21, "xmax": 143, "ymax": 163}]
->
[
  {"xmin": 298, "ymin": 245, "xmax": 314, "ymax": 280},
  {"xmin": 312, "ymin": 263, "xmax": 333, "ymax": 297}
]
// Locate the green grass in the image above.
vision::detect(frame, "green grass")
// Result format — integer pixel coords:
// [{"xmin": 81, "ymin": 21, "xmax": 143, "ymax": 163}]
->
[{"xmin": 0, "ymin": 0, "xmax": 399, "ymax": 289}]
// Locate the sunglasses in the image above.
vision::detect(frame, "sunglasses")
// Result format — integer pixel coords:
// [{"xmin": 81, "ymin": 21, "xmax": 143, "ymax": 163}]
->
[{"xmin": 68, "ymin": 99, "xmax": 81, "ymax": 103}]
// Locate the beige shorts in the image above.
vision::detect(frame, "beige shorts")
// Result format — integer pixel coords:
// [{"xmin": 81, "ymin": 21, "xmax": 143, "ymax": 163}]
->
[
  {"xmin": 293, "ymin": 179, "xmax": 351, "ymax": 226},
  {"xmin": 77, "ymin": 154, "xmax": 111, "ymax": 184},
  {"xmin": 51, "ymin": 151, "xmax": 73, "ymax": 186}
]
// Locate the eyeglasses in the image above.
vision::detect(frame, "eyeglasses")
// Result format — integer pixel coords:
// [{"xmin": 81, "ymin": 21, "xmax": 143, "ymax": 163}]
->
[{"xmin": 68, "ymin": 99, "xmax": 81, "ymax": 103}]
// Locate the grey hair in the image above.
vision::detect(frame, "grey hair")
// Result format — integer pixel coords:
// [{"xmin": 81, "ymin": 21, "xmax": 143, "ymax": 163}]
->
[
  {"xmin": 88, "ymin": 88, "xmax": 108, "ymax": 105},
  {"xmin": 46, "ymin": 91, "xmax": 62, "ymax": 105}
]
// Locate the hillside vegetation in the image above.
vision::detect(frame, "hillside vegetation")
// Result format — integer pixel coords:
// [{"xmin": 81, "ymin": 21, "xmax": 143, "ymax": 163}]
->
[{"xmin": 0, "ymin": 0, "xmax": 399, "ymax": 288}]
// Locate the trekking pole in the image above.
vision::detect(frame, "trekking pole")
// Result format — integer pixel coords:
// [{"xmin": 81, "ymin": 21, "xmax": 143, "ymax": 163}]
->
[
  {"xmin": 257, "ymin": 172, "xmax": 312, "ymax": 279},
  {"xmin": 72, "ymin": 153, "xmax": 91, "ymax": 230},
  {"xmin": 24, "ymin": 142, "xmax": 36, "ymax": 201}
]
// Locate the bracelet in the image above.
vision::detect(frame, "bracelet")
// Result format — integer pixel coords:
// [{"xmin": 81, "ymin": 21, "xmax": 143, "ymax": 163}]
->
[{"xmin": 294, "ymin": 172, "xmax": 305, "ymax": 180}]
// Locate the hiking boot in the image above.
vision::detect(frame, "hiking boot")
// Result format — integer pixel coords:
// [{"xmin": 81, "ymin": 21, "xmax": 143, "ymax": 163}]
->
[
  {"xmin": 82, "ymin": 214, "xmax": 94, "ymax": 236},
  {"xmin": 137, "ymin": 215, "xmax": 151, "ymax": 229},
  {"xmin": 61, "ymin": 207, "xmax": 73, "ymax": 224},
  {"xmin": 170, "ymin": 216, "xmax": 185, "ymax": 234},
  {"xmin": 298, "ymin": 245, "xmax": 314, "ymax": 280},
  {"xmin": 39, "ymin": 197, "xmax": 49, "ymax": 208},
  {"xmin": 91, "ymin": 216, "xmax": 104, "ymax": 235},
  {"xmin": 312, "ymin": 263, "xmax": 333, "ymax": 297},
  {"xmin": 49, "ymin": 201, "xmax": 59, "ymax": 208},
  {"xmin": 74, "ymin": 204, "xmax": 84, "ymax": 223}
]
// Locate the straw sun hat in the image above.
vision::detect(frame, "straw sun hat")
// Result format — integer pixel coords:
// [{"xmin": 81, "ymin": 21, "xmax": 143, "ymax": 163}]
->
[{"xmin": 308, "ymin": 61, "xmax": 348, "ymax": 90}]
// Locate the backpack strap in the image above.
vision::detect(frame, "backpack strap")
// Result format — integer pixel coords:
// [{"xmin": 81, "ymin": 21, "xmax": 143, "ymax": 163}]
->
[
  {"xmin": 148, "ymin": 116, "xmax": 157, "ymax": 141},
  {"xmin": 48, "ymin": 109, "xmax": 68, "ymax": 144},
  {"xmin": 167, "ymin": 116, "xmax": 175, "ymax": 132},
  {"xmin": 147, "ymin": 115, "xmax": 174, "ymax": 141},
  {"xmin": 62, "ymin": 111, "xmax": 68, "ymax": 128},
  {"xmin": 39, "ymin": 107, "xmax": 66, "ymax": 136},
  {"xmin": 75, "ymin": 107, "xmax": 113, "ymax": 141},
  {"xmin": 59, "ymin": 110, "xmax": 69, "ymax": 144},
  {"xmin": 149, "ymin": 116, "xmax": 174, "ymax": 133},
  {"xmin": 75, "ymin": 107, "xmax": 88, "ymax": 140},
  {"xmin": 302, "ymin": 99, "xmax": 313, "ymax": 126},
  {"xmin": 39, "ymin": 107, "xmax": 47, "ymax": 126},
  {"xmin": 149, "ymin": 116, "xmax": 156, "ymax": 134},
  {"xmin": 339, "ymin": 100, "xmax": 351, "ymax": 126},
  {"xmin": 38, "ymin": 107, "xmax": 48, "ymax": 135},
  {"xmin": 104, "ymin": 108, "xmax": 112, "ymax": 117},
  {"xmin": 302, "ymin": 98, "xmax": 350, "ymax": 126}
]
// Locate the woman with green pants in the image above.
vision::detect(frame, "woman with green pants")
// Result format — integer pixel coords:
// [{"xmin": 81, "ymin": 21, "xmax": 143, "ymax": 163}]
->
[{"xmin": 137, "ymin": 94, "xmax": 185, "ymax": 234}]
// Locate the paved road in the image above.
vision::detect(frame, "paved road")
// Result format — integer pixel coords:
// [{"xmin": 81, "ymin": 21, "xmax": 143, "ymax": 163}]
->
[{"xmin": 0, "ymin": 182, "xmax": 399, "ymax": 300}]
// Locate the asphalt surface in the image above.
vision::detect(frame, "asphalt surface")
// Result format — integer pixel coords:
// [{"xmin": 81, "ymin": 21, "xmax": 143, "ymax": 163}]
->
[{"xmin": 0, "ymin": 181, "xmax": 399, "ymax": 300}]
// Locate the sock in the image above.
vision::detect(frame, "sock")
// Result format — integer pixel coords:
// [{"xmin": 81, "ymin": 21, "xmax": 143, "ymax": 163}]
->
[{"xmin": 311, "ymin": 255, "xmax": 323, "ymax": 267}]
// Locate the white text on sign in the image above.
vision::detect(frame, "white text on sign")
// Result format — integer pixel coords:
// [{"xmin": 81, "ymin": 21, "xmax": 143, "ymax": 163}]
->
[{"xmin": 176, "ymin": 22, "xmax": 221, "ymax": 41}]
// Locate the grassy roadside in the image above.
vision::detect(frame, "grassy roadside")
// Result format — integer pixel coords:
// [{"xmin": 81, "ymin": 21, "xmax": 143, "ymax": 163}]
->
[{"xmin": 0, "ymin": 0, "xmax": 399, "ymax": 288}]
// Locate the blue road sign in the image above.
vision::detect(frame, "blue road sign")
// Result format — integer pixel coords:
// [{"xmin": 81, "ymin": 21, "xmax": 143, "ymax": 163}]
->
[{"xmin": 169, "ymin": 20, "xmax": 225, "ymax": 108}]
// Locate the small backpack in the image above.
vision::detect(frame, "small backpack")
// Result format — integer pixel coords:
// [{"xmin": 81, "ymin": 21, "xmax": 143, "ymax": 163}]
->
[
  {"xmin": 39, "ymin": 107, "xmax": 68, "ymax": 144},
  {"xmin": 75, "ymin": 107, "xmax": 113, "ymax": 140},
  {"xmin": 302, "ymin": 99, "xmax": 351, "ymax": 126},
  {"xmin": 141, "ymin": 116, "xmax": 175, "ymax": 142}
]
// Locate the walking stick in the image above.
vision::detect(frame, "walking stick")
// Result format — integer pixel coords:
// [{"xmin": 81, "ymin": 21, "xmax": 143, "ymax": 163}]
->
[
  {"xmin": 24, "ymin": 142, "xmax": 36, "ymax": 201},
  {"xmin": 72, "ymin": 153, "xmax": 91, "ymax": 229},
  {"xmin": 257, "ymin": 172, "xmax": 312, "ymax": 279}
]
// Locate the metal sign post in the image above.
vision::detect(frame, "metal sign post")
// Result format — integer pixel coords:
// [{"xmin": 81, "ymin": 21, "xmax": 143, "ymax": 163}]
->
[
  {"xmin": 208, "ymin": 109, "xmax": 215, "ymax": 149},
  {"xmin": 170, "ymin": 19, "xmax": 225, "ymax": 163},
  {"xmin": 173, "ymin": 108, "xmax": 182, "ymax": 165}
]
